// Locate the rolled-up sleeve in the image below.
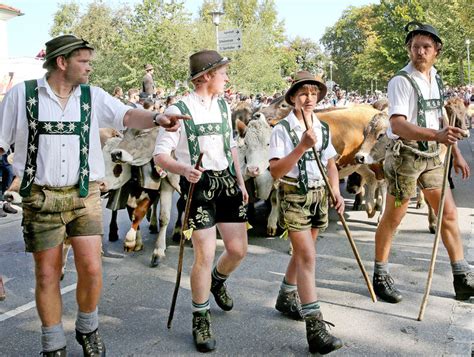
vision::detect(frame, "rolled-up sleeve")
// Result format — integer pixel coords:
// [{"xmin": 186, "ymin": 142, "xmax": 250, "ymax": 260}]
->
[
  {"xmin": 269, "ymin": 125, "xmax": 288, "ymax": 160},
  {"xmin": 93, "ymin": 87, "xmax": 129, "ymax": 130},
  {"xmin": 0, "ymin": 83, "xmax": 22, "ymax": 153},
  {"xmin": 322, "ymin": 128, "xmax": 337, "ymax": 162},
  {"xmin": 153, "ymin": 105, "xmax": 181, "ymax": 156},
  {"xmin": 388, "ymin": 76, "xmax": 412, "ymax": 119}
]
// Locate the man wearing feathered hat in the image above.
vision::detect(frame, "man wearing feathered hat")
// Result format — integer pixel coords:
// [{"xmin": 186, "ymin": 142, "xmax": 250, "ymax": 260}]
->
[
  {"xmin": 154, "ymin": 50, "xmax": 249, "ymax": 352},
  {"xmin": 372, "ymin": 22, "xmax": 472, "ymax": 303},
  {"xmin": 0, "ymin": 34, "xmax": 188, "ymax": 356}
]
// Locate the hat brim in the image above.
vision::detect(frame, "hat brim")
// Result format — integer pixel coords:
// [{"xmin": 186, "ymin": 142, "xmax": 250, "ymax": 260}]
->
[
  {"xmin": 42, "ymin": 43, "xmax": 94, "ymax": 69},
  {"xmin": 285, "ymin": 79, "xmax": 327, "ymax": 106},
  {"xmin": 405, "ymin": 30, "xmax": 443, "ymax": 45},
  {"xmin": 189, "ymin": 58, "xmax": 231, "ymax": 81}
]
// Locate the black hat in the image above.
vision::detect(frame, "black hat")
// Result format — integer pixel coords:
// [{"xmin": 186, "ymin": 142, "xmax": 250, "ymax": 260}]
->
[
  {"xmin": 189, "ymin": 50, "xmax": 231, "ymax": 80},
  {"xmin": 43, "ymin": 35, "xmax": 94, "ymax": 69},
  {"xmin": 284, "ymin": 71, "xmax": 327, "ymax": 105},
  {"xmin": 404, "ymin": 21, "xmax": 442, "ymax": 45}
]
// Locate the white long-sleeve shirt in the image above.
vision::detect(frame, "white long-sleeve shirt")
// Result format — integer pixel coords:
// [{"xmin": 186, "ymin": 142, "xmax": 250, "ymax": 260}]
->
[{"xmin": 0, "ymin": 76, "xmax": 130, "ymax": 187}]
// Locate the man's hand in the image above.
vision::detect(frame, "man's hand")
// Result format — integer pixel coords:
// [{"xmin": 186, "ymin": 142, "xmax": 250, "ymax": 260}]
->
[
  {"xmin": 299, "ymin": 129, "xmax": 317, "ymax": 151},
  {"xmin": 330, "ymin": 192, "xmax": 345, "ymax": 215},
  {"xmin": 183, "ymin": 165, "xmax": 204, "ymax": 183},
  {"xmin": 156, "ymin": 113, "xmax": 190, "ymax": 132},
  {"xmin": 434, "ymin": 126, "xmax": 465, "ymax": 145},
  {"xmin": 452, "ymin": 150, "xmax": 471, "ymax": 180},
  {"xmin": 239, "ymin": 182, "xmax": 249, "ymax": 204}
]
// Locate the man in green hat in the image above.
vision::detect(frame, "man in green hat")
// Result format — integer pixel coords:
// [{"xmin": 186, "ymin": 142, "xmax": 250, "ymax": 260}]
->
[
  {"xmin": 154, "ymin": 50, "xmax": 249, "ymax": 353},
  {"xmin": 372, "ymin": 22, "xmax": 472, "ymax": 303},
  {"xmin": 0, "ymin": 34, "xmax": 188, "ymax": 356}
]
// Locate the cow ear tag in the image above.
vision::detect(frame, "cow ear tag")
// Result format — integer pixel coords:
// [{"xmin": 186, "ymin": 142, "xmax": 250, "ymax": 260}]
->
[{"xmin": 246, "ymin": 222, "xmax": 253, "ymax": 230}]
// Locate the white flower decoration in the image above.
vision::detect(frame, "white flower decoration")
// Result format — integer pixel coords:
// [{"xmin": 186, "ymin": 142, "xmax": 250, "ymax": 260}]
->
[
  {"xmin": 27, "ymin": 97, "xmax": 37, "ymax": 107},
  {"xmin": 25, "ymin": 167, "xmax": 35, "ymax": 177}
]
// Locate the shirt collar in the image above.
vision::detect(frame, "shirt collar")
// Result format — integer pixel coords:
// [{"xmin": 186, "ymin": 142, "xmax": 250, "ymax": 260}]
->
[
  {"xmin": 286, "ymin": 110, "xmax": 321, "ymax": 131},
  {"xmin": 39, "ymin": 75, "xmax": 81, "ymax": 98},
  {"xmin": 406, "ymin": 62, "xmax": 438, "ymax": 82}
]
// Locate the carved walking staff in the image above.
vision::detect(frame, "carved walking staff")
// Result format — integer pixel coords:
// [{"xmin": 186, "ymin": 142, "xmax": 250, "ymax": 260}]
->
[
  {"xmin": 417, "ymin": 114, "xmax": 456, "ymax": 321},
  {"xmin": 168, "ymin": 153, "xmax": 204, "ymax": 329},
  {"xmin": 301, "ymin": 109, "xmax": 377, "ymax": 302}
]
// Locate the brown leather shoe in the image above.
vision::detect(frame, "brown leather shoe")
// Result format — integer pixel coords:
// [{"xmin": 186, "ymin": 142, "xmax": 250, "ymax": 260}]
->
[{"xmin": 0, "ymin": 276, "xmax": 5, "ymax": 301}]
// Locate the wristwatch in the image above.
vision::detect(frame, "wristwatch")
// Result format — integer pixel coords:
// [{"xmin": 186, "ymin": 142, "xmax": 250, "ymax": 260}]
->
[{"xmin": 153, "ymin": 113, "xmax": 161, "ymax": 126}]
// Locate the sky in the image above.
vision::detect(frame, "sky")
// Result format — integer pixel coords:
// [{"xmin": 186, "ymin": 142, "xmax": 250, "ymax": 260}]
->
[{"xmin": 4, "ymin": 0, "xmax": 374, "ymax": 58}]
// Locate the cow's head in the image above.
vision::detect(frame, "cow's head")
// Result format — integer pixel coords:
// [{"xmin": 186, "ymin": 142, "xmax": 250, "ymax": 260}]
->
[
  {"xmin": 243, "ymin": 117, "xmax": 273, "ymax": 178},
  {"xmin": 444, "ymin": 97, "xmax": 470, "ymax": 138},
  {"xmin": 102, "ymin": 136, "xmax": 132, "ymax": 191},
  {"xmin": 232, "ymin": 101, "xmax": 254, "ymax": 128},
  {"xmin": 354, "ymin": 112, "xmax": 389, "ymax": 164},
  {"xmin": 111, "ymin": 127, "xmax": 160, "ymax": 166},
  {"xmin": 253, "ymin": 96, "xmax": 292, "ymax": 126}
]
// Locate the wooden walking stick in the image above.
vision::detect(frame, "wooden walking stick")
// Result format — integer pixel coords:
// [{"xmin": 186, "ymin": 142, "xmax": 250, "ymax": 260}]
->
[
  {"xmin": 301, "ymin": 109, "xmax": 377, "ymax": 302},
  {"xmin": 418, "ymin": 114, "xmax": 456, "ymax": 321},
  {"xmin": 167, "ymin": 153, "xmax": 204, "ymax": 329}
]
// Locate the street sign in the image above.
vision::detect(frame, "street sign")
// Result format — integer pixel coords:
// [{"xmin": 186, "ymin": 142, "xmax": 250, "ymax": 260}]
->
[{"xmin": 218, "ymin": 28, "xmax": 242, "ymax": 52}]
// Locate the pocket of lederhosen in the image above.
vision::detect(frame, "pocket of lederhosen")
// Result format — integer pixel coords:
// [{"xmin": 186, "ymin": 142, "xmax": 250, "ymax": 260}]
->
[{"xmin": 39, "ymin": 189, "xmax": 86, "ymax": 213}]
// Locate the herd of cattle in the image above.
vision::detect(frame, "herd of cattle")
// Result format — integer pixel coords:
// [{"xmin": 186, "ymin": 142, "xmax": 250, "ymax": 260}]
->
[{"xmin": 4, "ymin": 96, "xmax": 471, "ymax": 269}]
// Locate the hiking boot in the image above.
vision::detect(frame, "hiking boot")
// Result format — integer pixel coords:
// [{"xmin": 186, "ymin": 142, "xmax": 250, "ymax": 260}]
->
[
  {"xmin": 75, "ymin": 329, "xmax": 106, "ymax": 357},
  {"xmin": 192, "ymin": 310, "xmax": 216, "ymax": 353},
  {"xmin": 305, "ymin": 312, "xmax": 343, "ymax": 355},
  {"xmin": 453, "ymin": 272, "xmax": 474, "ymax": 301},
  {"xmin": 275, "ymin": 289, "xmax": 303, "ymax": 321},
  {"xmin": 41, "ymin": 347, "xmax": 67, "ymax": 356},
  {"xmin": 373, "ymin": 273, "xmax": 403, "ymax": 303},
  {"xmin": 211, "ymin": 278, "xmax": 233, "ymax": 311}
]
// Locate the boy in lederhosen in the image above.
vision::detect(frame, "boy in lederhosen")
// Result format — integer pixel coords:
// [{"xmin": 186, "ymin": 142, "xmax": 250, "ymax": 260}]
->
[
  {"xmin": 154, "ymin": 50, "xmax": 248, "ymax": 353},
  {"xmin": 269, "ymin": 71, "xmax": 344, "ymax": 355}
]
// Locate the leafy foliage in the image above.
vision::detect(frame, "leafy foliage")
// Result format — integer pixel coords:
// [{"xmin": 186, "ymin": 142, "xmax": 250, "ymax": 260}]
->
[{"xmin": 49, "ymin": 0, "xmax": 473, "ymax": 94}]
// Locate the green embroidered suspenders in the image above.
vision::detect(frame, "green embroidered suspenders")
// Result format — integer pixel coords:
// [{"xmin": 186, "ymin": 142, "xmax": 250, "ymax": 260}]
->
[
  {"xmin": 174, "ymin": 98, "xmax": 235, "ymax": 175},
  {"xmin": 394, "ymin": 70, "xmax": 444, "ymax": 151},
  {"xmin": 20, "ymin": 80, "xmax": 92, "ymax": 198},
  {"xmin": 278, "ymin": 119, "xmax": 329, "ymax": 193}
]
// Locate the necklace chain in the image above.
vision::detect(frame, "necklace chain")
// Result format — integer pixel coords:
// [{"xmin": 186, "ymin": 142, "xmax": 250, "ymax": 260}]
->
[{"xmin": 52, "ymin": 87, "xmax": 74, "ymax": 99}]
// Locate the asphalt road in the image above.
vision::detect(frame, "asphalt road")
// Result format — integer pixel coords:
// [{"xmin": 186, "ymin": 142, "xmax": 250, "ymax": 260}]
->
[{"xmin": 0, "ymin": 131, "xmax": 472, "ymax": 356}]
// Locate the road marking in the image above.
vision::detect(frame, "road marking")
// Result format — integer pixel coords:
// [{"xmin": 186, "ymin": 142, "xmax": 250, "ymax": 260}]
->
[{"xmin": 0, "ymin": 283, "xmax": 77, "ymax": 322}]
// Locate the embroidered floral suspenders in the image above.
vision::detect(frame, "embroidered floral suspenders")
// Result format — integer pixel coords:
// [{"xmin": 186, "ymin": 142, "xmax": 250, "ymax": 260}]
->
[
  {"xmin": 20, "ymin": 80, "xmax": 92, "ymax": 197},
  {"xmin": 278, "ymin": 119, "xmax": 329, "ymax": 193},
  {"xmin": 394, "ymin": 71, "xmax": 444, "ymax": 152},
  {"xmin": 175, "ymin": 98, "xmax": 235, "ymax": 175}
]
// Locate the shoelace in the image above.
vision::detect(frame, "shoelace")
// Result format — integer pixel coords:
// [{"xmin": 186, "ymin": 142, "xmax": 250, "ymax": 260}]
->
[
  {"xmin": 195, "ymin": 316, "xmax": 212, "ymax": 339},
  {"xmin": 288, "ymin": 291, "xmax": 302, "ymax": 314},
  {"xmin": 308, "ymin": 319, "xmax": 336, "ymax": 343},
  {"xmin": 214, "ymin": 282, "xmax": 230, "ymax": 301},
  {"xmin": 376, "ymin": 274, "xmax": 398, "ymax": 293},
  {"xmin": 82, "ymin": 332, "xmax": 104, "ymax": 354}
]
